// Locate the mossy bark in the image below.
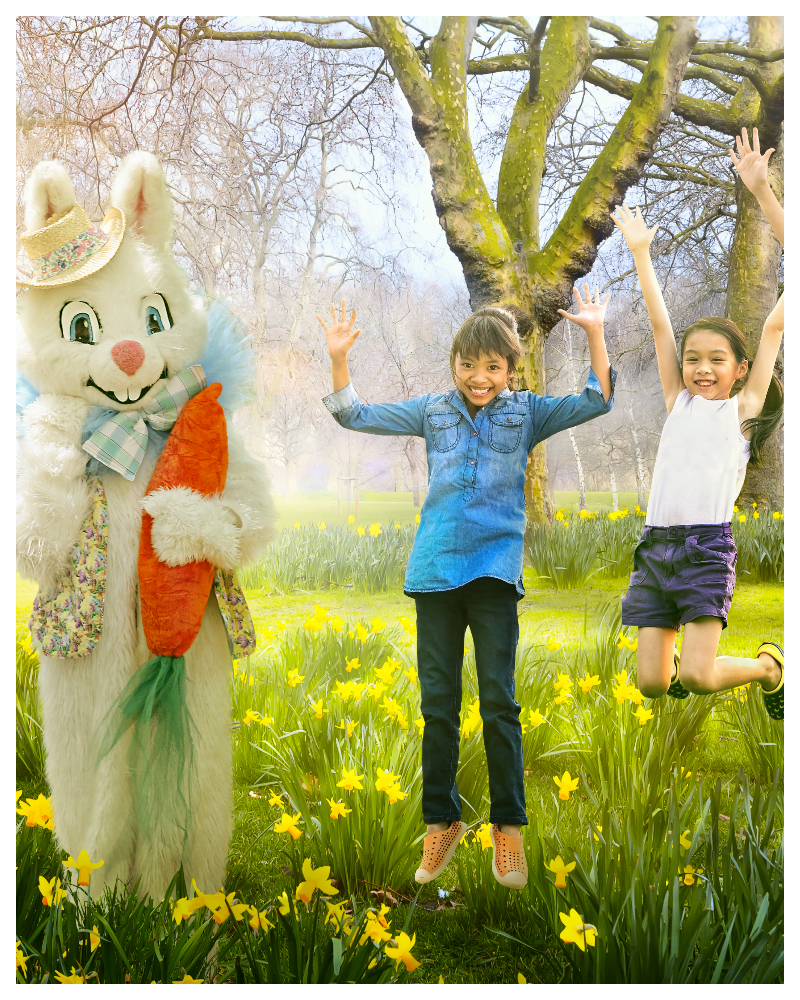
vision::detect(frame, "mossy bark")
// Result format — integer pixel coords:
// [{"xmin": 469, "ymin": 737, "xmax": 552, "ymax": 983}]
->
[
  {"xmin": 725, "ymin": 17, "xmax": 784, "ymax": 509},
  {"xmin": 370, "ymin": 16, "xmax": 699, "ymax": 523}
]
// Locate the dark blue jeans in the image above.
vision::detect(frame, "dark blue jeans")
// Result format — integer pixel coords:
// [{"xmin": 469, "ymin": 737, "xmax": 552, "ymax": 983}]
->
[{"xmin": 413, "ymin": 577, "xmax": 528, "ymax": 827}]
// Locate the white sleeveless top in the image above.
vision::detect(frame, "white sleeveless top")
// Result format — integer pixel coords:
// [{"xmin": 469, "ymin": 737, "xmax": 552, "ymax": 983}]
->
[{"xmin": 646, "ymin": 389, "xmax": 750, "ymax": 527}]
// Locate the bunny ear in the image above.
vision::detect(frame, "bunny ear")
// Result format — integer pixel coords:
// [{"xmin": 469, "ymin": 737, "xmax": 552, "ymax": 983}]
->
[
  {"xmin": 23, "ymin": 161, "xmax": 77, "ymax": 232},
  {"xmin": 110, "ymin": 151, "xmax": 173, "ymax": 249}
]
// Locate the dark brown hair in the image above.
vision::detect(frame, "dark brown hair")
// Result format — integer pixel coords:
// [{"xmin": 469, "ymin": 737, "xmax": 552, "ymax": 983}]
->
[
  {"xmin": 681, "ymin": 316, "xmax": 783, "ymax": 467},
  {"xmin": 450, "ymin": 307, "xmax": 522, "ymax": 381}
]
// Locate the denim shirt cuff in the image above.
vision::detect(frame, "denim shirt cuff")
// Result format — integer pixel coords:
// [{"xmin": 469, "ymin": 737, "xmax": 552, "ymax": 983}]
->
[
  {"xmin": 587, "ymin": 367, "xmax": 617, "ymax": 405},
  {"xmin": 322, "ymin": 382, "xmax": 359, "ymax": 414}
]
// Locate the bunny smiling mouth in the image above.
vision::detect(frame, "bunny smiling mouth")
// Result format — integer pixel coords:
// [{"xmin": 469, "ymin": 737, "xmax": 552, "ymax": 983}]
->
[{"xmin": 87, "ymin": 366, "xmax": 169, "ymax": 405}]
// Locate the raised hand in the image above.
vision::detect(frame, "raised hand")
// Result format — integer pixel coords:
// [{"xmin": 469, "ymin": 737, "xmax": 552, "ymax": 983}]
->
[
  {"xmin": 317, "ymin": 299, "xmax": 361, "ymax": 359},
  {"xmin": 611, "ymin": 203, "xmax": 658, "ymax": 254},
  {"xmin": 557, "ymin": 284, "xmax": 611, "ymax": 332},
  {"xmin": 730, "ymin": 127, "xmax": 775, "ymax": 196}
]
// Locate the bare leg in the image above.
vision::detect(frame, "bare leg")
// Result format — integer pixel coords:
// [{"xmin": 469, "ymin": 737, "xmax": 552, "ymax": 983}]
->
[
  {"xmin": 678, "ymin": 616, "xmax": 782, "ymax": 694},
  {"xmin": 635, "ymin": 626, "xmax": 678, "ymax": 698},
  {"xmin": 427, "ymin": 822, "xmax": 449, "ymax": 834}
]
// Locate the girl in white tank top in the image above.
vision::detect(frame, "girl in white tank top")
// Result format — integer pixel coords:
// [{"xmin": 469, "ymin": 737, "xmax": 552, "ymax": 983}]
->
[{"xmin": 611, "ymin": 131, "xmax": 784, "ymax": 722}]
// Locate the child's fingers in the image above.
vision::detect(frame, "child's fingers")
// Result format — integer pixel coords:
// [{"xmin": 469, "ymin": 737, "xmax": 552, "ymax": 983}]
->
[
  {"xmin": 763, "ymin": 148, "xmax": 775, "ymax": 165},
  {"xmin": 340, "ymin": 298, "xmax": 347, "ymax": 322},
  {"xmin": 349, "ymin": 308, "xmax": 357, "ymax": 329},
  {"xmin": 573, "ymin": 286, "xmax": 585, "ymax": 306},
  {"xmin": 331, "ymin": 303, "xmax": 338, "ymax": 323},
  {"xmin": 603, "ymin": 292, "xmax": 611, "ymax": 306},
  {"xmin": 752, "ymin": 127, "xmax": 760, "ymax": 155},
  {"xmin": 740, "ymin": 127, "xmax": 751, "ymax": 154},
  {"xmin": 729, "ymin": 148, "xmax": 740, "ymax": 169},
  {"xmin": 593, "ymin": 285, "xmax": 600, "ymax": 305},
  {"xmin": 316, "ymin": 314, "xmax": 328, "ymax": 330},
  {"xmin": 584, "ymin": 282, "xmax": 591, "ymax": 304}
]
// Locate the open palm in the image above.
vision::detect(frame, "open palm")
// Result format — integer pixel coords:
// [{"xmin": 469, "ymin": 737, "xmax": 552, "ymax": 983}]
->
[
  {"xmin": 611, "ymin": 203, "xmax": 658, "ymax": 253},
  {"xmin": 558, "ymin": 284, "xmax": 611, "ymax": 330},
  {"xmin": 318, "ymin": 299, "xmax": 361, "ymax": 359},
  {"xmin": 730, "ymin": 127, "xmax": 775, "ymax": 194}
]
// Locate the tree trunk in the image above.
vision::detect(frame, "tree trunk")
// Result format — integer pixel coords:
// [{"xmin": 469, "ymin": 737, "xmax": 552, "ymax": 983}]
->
[
  {"xmin": 569, "ymin": 429, "xmax": 586, "ymax": 510},
  {"xmin": 610, "ymin": 467, "xmax": 619, "ymax": 511},
  {"xmin": 725, "ymin": 16, "xmax": 784, "ymax": 509},
  {"xmin": 628, "ymin": 404, "xmax": 649, "ymax": 510}
]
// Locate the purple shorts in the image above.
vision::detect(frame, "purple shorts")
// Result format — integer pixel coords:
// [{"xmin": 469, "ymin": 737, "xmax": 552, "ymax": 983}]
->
[{"xmin": 621, "ymin": 523, "xmax": 737, "ymax": 631}]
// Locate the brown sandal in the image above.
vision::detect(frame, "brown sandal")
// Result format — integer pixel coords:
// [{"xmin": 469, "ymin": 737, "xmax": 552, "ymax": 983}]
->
[{"xmin": 414, "ymin": 821, "xmax": 467, "ymax": 884}]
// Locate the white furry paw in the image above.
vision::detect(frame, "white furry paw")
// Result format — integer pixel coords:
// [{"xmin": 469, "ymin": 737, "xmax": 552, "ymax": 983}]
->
[{"xmin": 143, "ymin": 487, "xmax": 242, "ymax": 570}]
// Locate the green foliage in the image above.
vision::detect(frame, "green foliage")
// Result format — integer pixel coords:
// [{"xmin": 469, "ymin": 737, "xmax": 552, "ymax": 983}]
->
[
  {"xmin": 16, "ymin": 633, "xmax": 45, "ymax": 785},
  {"xmin": 732, "ymin": 513, "xmax": 783, "ymax": 582}
]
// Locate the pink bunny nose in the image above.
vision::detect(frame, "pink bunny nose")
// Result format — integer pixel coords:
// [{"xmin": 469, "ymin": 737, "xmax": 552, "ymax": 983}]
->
[{"xmin": 111, "ymin": 340, "xmax": 146, "ymax": 375}]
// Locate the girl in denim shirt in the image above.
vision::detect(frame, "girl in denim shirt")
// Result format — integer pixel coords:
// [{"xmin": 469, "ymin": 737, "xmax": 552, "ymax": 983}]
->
[{"xmin": 320, "ymin": 293, "xmax": 614, "ymax": 889}]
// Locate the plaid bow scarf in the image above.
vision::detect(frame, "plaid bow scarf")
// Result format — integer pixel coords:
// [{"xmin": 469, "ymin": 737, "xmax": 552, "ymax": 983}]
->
[{"xmin": 83, "ymin": 366, "xmax": 207, "ymax": 480}]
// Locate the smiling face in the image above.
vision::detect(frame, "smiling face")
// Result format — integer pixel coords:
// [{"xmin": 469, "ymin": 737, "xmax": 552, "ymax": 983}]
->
[
  {"xmin": 453, "ymin": 351, "xmax": 509, "ymax": 411},
  {"xmin": 681, "ymin": 331, "xmax": 748, "ymax": 400}
]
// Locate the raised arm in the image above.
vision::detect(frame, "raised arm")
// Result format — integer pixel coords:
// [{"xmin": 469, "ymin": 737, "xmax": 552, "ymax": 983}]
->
[
  {"xmin": 730, "ymin": 128, "xmax": 784, "ymax": 247},
  {"xmin": 612, "ymin": 204, "xmax": 684, "ymax": 411},
  {"xmin": 557, "ymin": 283, "xmax": 613, "ymax": 402},
  {"xmin": 738, "ymin": 292, "xmax": 784, "ymax": 425},
  {"xmin": 318, "ymin": 298, "xmax": 362, "ymax": 392}
]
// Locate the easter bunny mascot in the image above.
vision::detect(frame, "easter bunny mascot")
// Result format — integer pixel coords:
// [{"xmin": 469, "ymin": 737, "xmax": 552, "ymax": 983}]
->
[{"xmin": 16, "ymin": 153, "xmax": 274, "ymax": 902}]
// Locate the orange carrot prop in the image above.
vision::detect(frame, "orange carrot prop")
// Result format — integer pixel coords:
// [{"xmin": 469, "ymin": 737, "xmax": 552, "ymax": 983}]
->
[{"xmin": 99, "ymin": 383, "xmax": 228, "ymax": 846}]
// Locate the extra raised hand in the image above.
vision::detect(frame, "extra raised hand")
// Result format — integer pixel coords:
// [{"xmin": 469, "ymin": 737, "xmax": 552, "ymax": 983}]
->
[
  {"xmin": 611, "ymin": 203, "xmax": 658, "ymax": 254},
  {"xmin": 730, "ymin": 127, "xmax": 775, "ymax": 196},
  {"xmin": 557, "ymin": 284, "xmax": 611, "ymax": 332},
  {"xmin": 317, "ymin": 299, "xmax": 361, "ymax": 359}
]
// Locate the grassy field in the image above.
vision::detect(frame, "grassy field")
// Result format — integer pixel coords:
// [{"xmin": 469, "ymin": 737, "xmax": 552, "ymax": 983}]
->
[{"xmin": 270, "ymin": 490, "xmax": 646, "ymax": 531}]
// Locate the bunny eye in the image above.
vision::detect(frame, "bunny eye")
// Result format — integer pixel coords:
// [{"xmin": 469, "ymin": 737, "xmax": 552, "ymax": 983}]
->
[
  {"xmin": 143, "ymin": 293, "xmax": 172, "ymax": 335},
  {"xmin": 60, "ymin": 301, "xmax": 100, "ymax": 344}
]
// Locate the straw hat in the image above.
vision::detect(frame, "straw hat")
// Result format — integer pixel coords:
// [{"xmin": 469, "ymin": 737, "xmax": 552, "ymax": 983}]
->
[{"xmin": 16, "ymin": 203, "xmax": 126, "ymax": 288}]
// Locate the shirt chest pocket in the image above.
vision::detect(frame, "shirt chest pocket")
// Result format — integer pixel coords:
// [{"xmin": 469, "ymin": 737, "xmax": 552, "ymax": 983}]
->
[
  {"xmin": 426, "ymin": 410, "xmax": 462, "ymax": 452},
  {"xmin": 488, "ymin": 411, "xmax": 526, "ymax": 453}
]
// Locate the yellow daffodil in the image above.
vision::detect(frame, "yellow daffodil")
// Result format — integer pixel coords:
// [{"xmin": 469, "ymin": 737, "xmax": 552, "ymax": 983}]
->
[
  {"xmin": 16, "ymin": 942, "xmax": 28, "ymax": 977},
  {"xmin": 553, "ymin": 771, "xmax": 579, "ymax": 801},
  {"xmin": 39, "ymin": 875, "xmax": 65, "ymax": 907},
  {"xmin": 345, "ymin": 656, "xmax": 360, "ymax": 673},
  {"xmin": 336, "ymin": 768, "xmax": 365, "ymax": 791},
  {"xmin": 295, "ymin": 858, "xmax": 338, "ymax": 903},
  {"xmin": 352, "ymin": 681, "xmax": 369, "ymax": 700},
  {"xmin": 546, "ymin": 637, "xmax": 563, "ymax": 652},
  {"xmin": 733, "ymin": 506, "xmax": 738, "ymax": 513},
  {"xmin": 267, "ymin": 790, "xmax": 283, "ymax": 806},
  {"xmin": 680, "ymin": 830, "xmax": 692, "ymax": 850},
  {"xmin": 518, "ymin": 973, "xmax": 527, "ymax": 983},
  {"xmin": 330, "ymin": 616, "xmax": 345, "ymax": 632},
  {"xmin": 369, "ymin": 681, "xmax": 388, "ymax": 702},
  {"xmin": 374, "ymin": 660, "xmax": 397, "ymax": 685},
  {"xmin": 318, "ymin": 521, "xmax": 326, "ymax": 530},
  {"xmin": 370, "ymin": 617, "xmax": 386, "ymax": 633},
  {"xmin": 415, "ymin": 513, "xmax": 421, "ymax": 524},
  {"xmin": 17, "ymin": 793, "xmax": 55, "ymax": 830},
  {"xmin": 398, "ymin": 615, "xmax": 416, "ymax": 633},
  {"xmin": 172, "ymin": 897, "xmax": 196, "ymax": 923},
  {"xmin": 528, "ymin": 708, "xmax": 546, "ymax": 728},
  {"xmin": 311, "ymin": 698, "xmax": 328, "ymax": 719},
  {"xmin": 55, "ymin": 969, "xmax": 87, "ymax": 984},
  {"xmin": 593, "ymin": 825, "xmax": 602, "ymax": 841},
  {"xmin": 462, "ymin": 697, "xmax": 483, "ymax": 739},
  {"xmin": 415, "ymin": 716, "xmax": 425, "ymax": 733},
  {"xmin": 753, "ymin": 511, "xmax": 760, "ymax": 519},
  {"xmin": 404, "ymin": 666, "xmax": 419, "ymax": 684},
  {"xmin": 65, "ymin": 849, "xmax": 104, "ymax": 887},
  {"xmin": 553, "ymin": 672, "xmax": 573, "ymax": 692},
  {"xmin": 633, "ymin": 706, "xmax": 654, "ymax": 726},
  {"xmin": 336, "ymin": 719, "xmax": 358, "ymax": 737},
  {"xmin": 555, "ymin": 509, "xmax": 564, "ymax": 521},
  {"xmin": 274, "ymin": 812, "xmax": 303, "ymax": 839},
  {"xmin": 546, "ymin": 855, "xmax": 577, "ymax": 888},
  {"xmin": 773, "ymin": 511, "xmax": 782, "ymax": 519},
  {"xmin": 277, "ymin": 890, "xmax": 291, "ymax": 915},
  {"xmin": 680, "ymin": 864, "xmax": 703, "ymax": 886},
  {"xmin": 752, "ymin": 502, "xmax": 758, "ymax": 508},
  {"xmin": 385, "ymin": 783, "xmax": 408, "ymax": 804},
  {"xmin": 361, "ymin": 911, "xmax": 393, "ymax": 944},
  {"xmin": 260, "ymin": 715, "xmax": 274, "ymax": 727},
  {"xmin": 348, "ymin": 514, "xmax": 355, "ymax": 523},
  {"xmin": 294, "ymin": 521, "xmax": 301, "ymax": 529},
  {"xmin": 246, "ymin": 905, "xmax": 274, "ymax": 932},
  {"xmin": 385, "ymin": 931, "xmax": 421, "ymax": 972},
  {"xmin": 611, "ymin": 683, "xmax": 630, "ymax": 705},
  {"xmin": 325, "ymin": 898, "xmax": 348, "ymax": 929},
  {"xmin": 173, "ymin": 973, "xmax": 204, "ymax": 983},
  {"xmin": 356, "ymin": 623, "xmax": 370, "ymax": 643},
  {"xmin": 243, "ymin": 709, "xmax": 261, "ymax": 726},
  {"xmin": 739, "ymin": 514, "xmax": 746, "ymax": 522},
  {"xmin": 327, "ymin": 797, "xmax": 352, "ymax": 819},
  {"xmin": 475, "ymin": 822, "xmax": 493, "ymax": 850},
  {"xmin": 553, "ymin": 692, "xmax": 572, "ymax": 705},
  {"xmin": 559, "ymin": 909, "xmax": 597, "ymax": 951},
  {"xmin": 626, "ymin": 685, "xmax": 645, "ymax": 705},
  {"xmin": 375, "ymin": 768, "xmax": 401, "ymax": 793},
  {"xmin": 613, "ymin": 670, "xmax": 628, "ymax": 686},
  {"xmin": 369, "ymin": 522, "xmax": 382, "ymax": 537},
  {"xmin": 578, "ymin": 674, "xmax": 601, "ymax": 694},
  {"xmin": 357, "ymin": 525, "xmax": 366, "ymax": 536},
  {"xmin": 287, "ymin": 670, "xmax": 305, "ymax": 687}
]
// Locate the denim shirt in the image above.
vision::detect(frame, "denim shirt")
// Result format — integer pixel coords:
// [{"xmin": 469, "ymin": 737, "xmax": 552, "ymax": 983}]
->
[{"xmin": 322, "ymin": 369, "xmax": 616, "ymax": 596}]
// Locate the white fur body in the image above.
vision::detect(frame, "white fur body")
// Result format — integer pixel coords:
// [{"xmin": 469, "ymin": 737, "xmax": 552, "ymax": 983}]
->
[{"xmin": 17, "ymin": 153, "xmax": 273, "ymax": 900}]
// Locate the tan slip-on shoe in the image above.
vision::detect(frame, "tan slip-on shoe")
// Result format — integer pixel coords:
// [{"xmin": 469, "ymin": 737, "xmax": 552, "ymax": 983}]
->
[
  {"xmin": 491, "ymin": 824, "xmax": 528, "ymax": 889},
  {"xmin": 414, "ymin": 821, "xmax": 467, "ymax": 884}
]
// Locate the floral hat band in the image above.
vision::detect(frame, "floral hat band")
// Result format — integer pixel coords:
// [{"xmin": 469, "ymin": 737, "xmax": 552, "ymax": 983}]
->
[{"xmin": 16, "ymin": 203, "xmax": 126, "ymax": 289}]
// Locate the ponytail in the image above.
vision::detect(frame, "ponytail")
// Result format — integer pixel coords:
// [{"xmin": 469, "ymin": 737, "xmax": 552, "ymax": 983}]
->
[{"xmin": 742, "ymin": 374, "xmax": 783, "ymax": 467}]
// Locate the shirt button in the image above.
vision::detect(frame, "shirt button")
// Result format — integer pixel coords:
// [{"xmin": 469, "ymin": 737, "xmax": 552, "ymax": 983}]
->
[
  {"xmin": 473, "ymin": 431, "xmax": 477, "ymax": 436},
  {"xmin": 470, "ymin": 461, "xmax": 475, "ymax": 465}
]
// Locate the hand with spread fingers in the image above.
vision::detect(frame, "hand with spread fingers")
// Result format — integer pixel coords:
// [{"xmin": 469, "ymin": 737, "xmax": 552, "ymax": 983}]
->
[
  {"xmin": 318, "ymin": 299, "xmax": 362, "ymax": 360},
  {"xmin": 728, "ymin": 126, "xmax": 783, "ymax": 246},
  {"xmin": 611, "ymin": 203, "xmax": 658, "ymax": 255},
  {"xmin": 558, "ymin": 284, "xmax": 611, "ymax": 334},
  {"xmin": 729, "ymin": 127, "xmax": 774, "ymax": 197}
]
